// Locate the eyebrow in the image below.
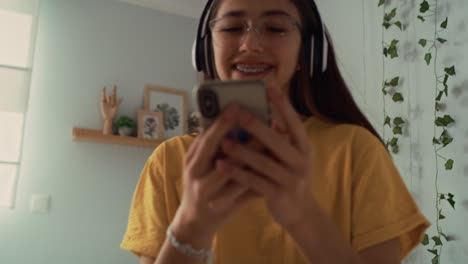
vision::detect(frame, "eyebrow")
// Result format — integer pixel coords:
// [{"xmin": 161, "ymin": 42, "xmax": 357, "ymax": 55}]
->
[{"xmin": 220, "ymin": 9, "xmax": 293, "ymax": 18}]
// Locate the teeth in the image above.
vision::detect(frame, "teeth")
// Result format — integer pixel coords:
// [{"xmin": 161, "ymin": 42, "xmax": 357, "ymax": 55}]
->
[{"xmin": 236, "ymin": 64, "xmax": 270, "ymax": 73}]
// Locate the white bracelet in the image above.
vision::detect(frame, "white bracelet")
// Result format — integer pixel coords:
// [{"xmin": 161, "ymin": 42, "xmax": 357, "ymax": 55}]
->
[{"xmin": 166, "ymin": 226, "xmax": 213, "ymax": 264}]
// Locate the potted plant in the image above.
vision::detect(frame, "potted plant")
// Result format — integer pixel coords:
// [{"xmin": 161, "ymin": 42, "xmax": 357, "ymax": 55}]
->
[{"xmin": 114, "ymin": 115, "xmax": 135, "ymax": 136}]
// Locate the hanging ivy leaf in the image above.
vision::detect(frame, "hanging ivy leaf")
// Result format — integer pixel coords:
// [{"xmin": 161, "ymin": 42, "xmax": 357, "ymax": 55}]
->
[
  {"xmin": 383, "ymin": 47, "xmax": 389, "ymax": 57},
  {"xmin": 389, "ymin": 47, "xmax": 398, "ymax": 58},
  {"xmin": 433, "ymin": 137, "xmax": 441, "ymax": 145},
  {"xmin": 425, "ymin": 53, "xmax": 432, "ymax": 65},
  {"xmin": 436, "ymin": 91, "xmax": 444, "ymax": 101},
  {"xmin": 443, "ymin": 115, "xmax": 455, "ymax": 125},
  {"xmin": 437, "ymin": 38, "xmax": 447, "ymax": 44},
  {"xmin": 447, "ymin": 198, "xmax": 456, "ymax": 209},
  {"xmin": 389, "ymin": 77, "xmax": 400, "ymax": 86},
  {"xmin": 388, "ymin": 137, "xmax": 399, "ymax": 154},
  {"xmin": 383, "ymin": 22, "xmax": 392, "ymax": 29},
  {"xmin": 384, "ymin": 8, "xmax": 397, "ymax": 22},
  {"xmin": 417, "ymin": 15, "xmax": 426, "ymax": 22},
  {"xmin": 435, "ymin": 115, "xmax": 455, "ymax": 127},
  {"xmin": 420, "ymin": 1, "xmax": 430, "ymax": 13},
  {"xmin": 432, "ymin": 255, "xmax": 440, "ymax": 264},
  {"xmin": 378, "ymin": 0, "xmax": 385, "ymax": 7},
  {"xmin": 422, "ymin": 234, "xmax": 429, "ymax": 245},
  {"xmin": 384, "ymin": 116, "xmax": 391, "ymax": 126},
  {"xmin": 393, "ymin": 126, "xmax": 403, "ymax": 135},
  {"xmin": 442, "ymin": 135, "xmax": 453, "ymax": 147},
  {"xmin": 394, "ymin": 21, "xmax": 402, "ymax": 30},
  {"xmin": 447, "ymin": 193, "xmax": 456, "ymax": 209},
  {"xmin": 441, "ymin": 17, "xmax": 448, "ymax": 29},
  {"xmin": 440, "ymin": 194, "xmax": 446, "ymax": 200},
  {"xmin": 445, "ymin": 159, "xmax": 454, "ymax": 170},
  {"xmin": 386, "ymin": 39, "xmax": 399, "ymax": 58},
  {"xmin": 433, "ymin": 236, "xmax": 443, "ymax": 245},
  {"xmin": 427, "ymin": 249, "xmax": 438, "ymax": 255},
  {"xmin": 392, "ymin": 92, "xmax": 404, "ymax": 102},
  {"xmin": 445, "ymin": 66, "xmax": 456, "ymax": 76},
  {"xmin": 439, "ymin": 212, "xmax": 446, "ymax": 220},
  {"xmin": 419, "ymin": 39, "xmax": 427, "ymax": 47},
  {"xmin": 393, "ymin": 117, "xmax": 404, "ymax": 126},
  {"xmin": 439, "ymin": 129, "xmax": 454, "ymax": 146}
]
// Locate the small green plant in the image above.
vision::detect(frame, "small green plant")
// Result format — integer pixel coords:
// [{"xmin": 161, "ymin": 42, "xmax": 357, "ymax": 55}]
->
[{"xmin": 114, "ymin": 116, "xmax": 135, "ymax": 129}]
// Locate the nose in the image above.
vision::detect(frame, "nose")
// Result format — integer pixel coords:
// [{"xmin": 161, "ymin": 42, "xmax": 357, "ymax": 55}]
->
[{"xmin": 238, "ymin": 27, "xmax": 264, "ymax": 52}]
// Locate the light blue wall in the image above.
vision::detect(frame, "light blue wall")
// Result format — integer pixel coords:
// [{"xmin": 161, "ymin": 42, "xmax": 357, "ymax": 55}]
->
[{"xmin": 0, "ymin": 0, "xmax": 196, "ymax": 263}]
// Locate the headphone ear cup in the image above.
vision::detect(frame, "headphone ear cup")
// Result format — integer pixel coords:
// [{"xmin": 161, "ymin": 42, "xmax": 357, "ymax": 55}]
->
[
  {"xmin": 309, "ymin": 35, "xmax": 316, "ymax": 78},
  {"xmin": 192, "ymin": 35, "xmax": 209, "ymax": 74},
  {"xmin": 203, "ymin": 36, "xmax": 213, "ymax": 78},
  {"xmin": 321, "ymin": 32, "xmax": 329, "ymax": 73},
  {"xmin": 309, "ymin": 33, "xmax": 326, "ymax": 78},
  {"xmin": 193, "ymin": 0, "xmax": 214, "ymax": 73},
  {"xmin": 192, "ymin": 39, "xmax": 200, "ymax": 71}
]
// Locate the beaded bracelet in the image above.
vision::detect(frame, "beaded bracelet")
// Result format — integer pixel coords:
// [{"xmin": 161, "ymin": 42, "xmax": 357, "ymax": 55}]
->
[{"xmin": 166, "ymin": 226, "xmax": 213, "ymax": 264}]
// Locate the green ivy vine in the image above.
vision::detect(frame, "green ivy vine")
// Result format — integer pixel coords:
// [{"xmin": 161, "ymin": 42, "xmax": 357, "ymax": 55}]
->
[
  {"xmin": 378, "ymin": 0, "xmax": 406, "ymax": 154},
  {"xmin": 417, "ymin": 0, "xmax": 457, "ymax": 263}
]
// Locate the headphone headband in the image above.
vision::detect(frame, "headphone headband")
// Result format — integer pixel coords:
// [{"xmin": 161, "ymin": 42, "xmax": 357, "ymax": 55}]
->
[{"xmin": 192, "ymin": 0, "xmax": 328, "ymax": 78}]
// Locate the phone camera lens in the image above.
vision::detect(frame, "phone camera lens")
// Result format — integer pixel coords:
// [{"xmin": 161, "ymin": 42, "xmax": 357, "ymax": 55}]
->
[{"xmin": 198, "ymin": 88, "xmax": 219, "ymax": 118}]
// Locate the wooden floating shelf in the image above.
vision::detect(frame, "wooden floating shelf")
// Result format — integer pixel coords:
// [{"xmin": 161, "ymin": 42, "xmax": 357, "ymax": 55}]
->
[{"xmin": 72, "ymin": 127, "xmax": 162, "ymax": 148}]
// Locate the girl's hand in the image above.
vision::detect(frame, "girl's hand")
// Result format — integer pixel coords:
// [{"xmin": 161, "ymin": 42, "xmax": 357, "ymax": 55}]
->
[
  {"xmin": 171, "ymin": 105, "xmax": 256, "ymax": 248},
  {"xmin": 220, "ymin": 86, "xmax": 315, "ymax": 230}
]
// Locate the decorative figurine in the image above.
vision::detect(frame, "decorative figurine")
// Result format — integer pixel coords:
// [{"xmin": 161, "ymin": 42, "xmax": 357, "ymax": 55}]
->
[{"xmin": 100, "ymin": 85, "xmax": 123, "ymax": 135}]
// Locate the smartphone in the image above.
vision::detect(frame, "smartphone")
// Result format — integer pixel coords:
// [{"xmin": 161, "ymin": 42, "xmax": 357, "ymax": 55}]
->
[{"xmin": 195, "ymin": 79, "xmax": 271, "ymax": 144}]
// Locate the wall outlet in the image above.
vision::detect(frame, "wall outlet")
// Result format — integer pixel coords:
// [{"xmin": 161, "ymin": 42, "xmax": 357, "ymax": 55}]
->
[{"xmin": 30, "ymin": 194, "xmax": 51, "ymax": 214}]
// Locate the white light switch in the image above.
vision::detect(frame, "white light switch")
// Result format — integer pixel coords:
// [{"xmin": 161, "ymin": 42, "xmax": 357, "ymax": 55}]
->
[{"xmin": 30, "ymin": 194, "xmax": 50, "ymax": 214}]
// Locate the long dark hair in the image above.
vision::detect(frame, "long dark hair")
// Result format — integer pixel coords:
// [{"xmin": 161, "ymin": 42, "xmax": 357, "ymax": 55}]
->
[{"xmin": 203, "ymin": 0, "xmax": 383, "ymax": 143}]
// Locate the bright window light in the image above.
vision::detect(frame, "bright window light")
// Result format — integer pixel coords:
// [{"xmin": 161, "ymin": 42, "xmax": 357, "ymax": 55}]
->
[
  {"xmin": 0, "ymin": 163, "xmax": 17, "ymax": 208},
  {"xmin": 0, "ymin": 9, "xmax": 33, "ymax": 68},
  {"xmin": 0, "ymin": 67, "xmax": 30, "ymax": 112},
  {"xmin": 0, "ymin": 112, "xmax": 24, "ymax": 162}
]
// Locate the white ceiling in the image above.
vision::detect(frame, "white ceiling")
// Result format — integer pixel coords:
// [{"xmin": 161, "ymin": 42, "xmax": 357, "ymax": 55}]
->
[{"xmin": 119, "ymin": 0, "xmax": 206, "ymax": 19}]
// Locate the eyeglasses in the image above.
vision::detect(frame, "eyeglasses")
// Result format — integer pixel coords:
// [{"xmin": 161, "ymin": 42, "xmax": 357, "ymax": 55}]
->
[{"xmin": 209, "ymin": 15, "xmax": 301, "ymax": 47}]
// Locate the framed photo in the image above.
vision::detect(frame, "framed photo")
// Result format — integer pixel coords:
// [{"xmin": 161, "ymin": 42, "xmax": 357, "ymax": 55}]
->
[
  {"xmin": 144, "ymin": 85, "xmax": 188, "ymax": 139},
  {"xmin": 137, "ymin": 110, "xmax": 164, "ymax": 140}
]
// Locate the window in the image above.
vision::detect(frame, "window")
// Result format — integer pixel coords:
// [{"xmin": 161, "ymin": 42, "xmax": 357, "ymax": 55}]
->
[{"xmin": 0, "ymin": 0, "xmax": 39, "ymax": 208}]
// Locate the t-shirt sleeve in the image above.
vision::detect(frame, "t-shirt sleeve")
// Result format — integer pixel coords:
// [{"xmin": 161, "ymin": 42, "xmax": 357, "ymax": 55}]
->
[
  {"xmin": 120, "ymin": 143, "xmax": 169, "ymax": 258},
  {"xmin": 350, "ymin": 128, "xmax": 430, "ymax": 259}
]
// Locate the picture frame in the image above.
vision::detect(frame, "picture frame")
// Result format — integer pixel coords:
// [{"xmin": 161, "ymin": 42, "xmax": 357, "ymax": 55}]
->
[
  {"xmin": 144, "ymin": 85, "xmax": 188, "ymax": 139},
  {"xmin": 137, "ymin": 110, "xmax": 164, "ymax": 140}
]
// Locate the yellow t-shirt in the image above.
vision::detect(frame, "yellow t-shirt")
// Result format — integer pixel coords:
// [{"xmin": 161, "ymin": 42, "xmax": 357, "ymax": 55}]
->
[{"xmin": 120, "ymin": 116, "xmax": 429, "ymax": 263}]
